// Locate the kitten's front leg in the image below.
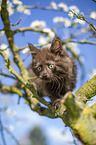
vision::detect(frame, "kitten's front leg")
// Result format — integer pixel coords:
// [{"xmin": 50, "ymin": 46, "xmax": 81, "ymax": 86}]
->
[
  {"xmin": 50, "ymin": 95, "xmax": 61, "ymax": 109},
  {"xmin": 51, "ymin": 91, "xmax": 71, "ymax": 109}
]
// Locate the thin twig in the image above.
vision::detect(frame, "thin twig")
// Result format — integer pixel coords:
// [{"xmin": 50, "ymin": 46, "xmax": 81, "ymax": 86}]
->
[
  {"xmin": 13, "ymin": 27, "xmax": 50, "ymax": 35},
  {"xmin": 3, "ymin": 127, "xmax": 20, "ymax": 145},
  {"xmin": 0, "ymin": 72, "xmax": 16, "ymax": 79},
  {"xmin": 72, "ymin": 10, "xmax": 96, "ymax": 33},
  {"xmin": 14, "ymin": 5, "xmax": 68, "ymax": 13},
  {"xmin": 66, "ymin": 40, "xmax": 96, "ymax": 45},
  {"xmin": 10, "ymin": 19, "xmax": 21, "ymax": 26},
  {"xmin": 0, "ymin": 113, "xmax": 7, "ymax": 145}
]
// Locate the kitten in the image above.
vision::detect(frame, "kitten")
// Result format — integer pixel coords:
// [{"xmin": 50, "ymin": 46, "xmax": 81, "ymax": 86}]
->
[{"xmin": 28, "ymin": 37, "xmax": 77, "ymax": 107}]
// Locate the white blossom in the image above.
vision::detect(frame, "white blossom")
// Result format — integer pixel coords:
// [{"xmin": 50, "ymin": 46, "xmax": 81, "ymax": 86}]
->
[
  {"xmin": 17, "ymin": 5, "xmax": 24, "ymax": 12},
  {"xmin": 12, "ymin": 0, "xmax": 22, "ymax": 5},
  {"xmin": 79, "ymin": 56, "xmax": 85, "ymax": 63},
  {"xmin": 23, "ymin": 9, "xmax": 31, "ymax": 15},
  {"xmin": 10, "ymin": 111, "xmax": 17, "ymax": 116},
  {"xmin": 53, "ymin": 16, "xmax": 65, "ymax": 23},
  {"xmin": 68, "ymin": 11, "xmax": 74, "ymax": 19},
  {"xmin": 64, "ymin": 18, "xmax": 72, "ymax": 27},
  {"xmin": 69, "ymin": 5, "xmax": 80, "ymax": 14},
  {"xmin": 48, "ymin": 31, "xmax": 55, "ymax": 38},
  {"xmin": 9, "ymin": 125, "xmax": 14, "ymax": 131},
  {"xmin": 81, "ymin": 28, "xmax": 86, "ymax": 33},
  {"xmin": 50, "ymin": 1, "xmax": 58, "ymax": 10},
  {"xmin": 58, "ymin": 3, "xmax": 68, "ymax": 12},
  {"xmin": 74, "ymin": 18, "xmax": 85, "ymax": 25},
  {"xmin": 0, "ymin": 44, "xmax": 10, "ymax": 56},
  {"xmin": 38, "ymin": 36, "xmax": 49, "ymax": 45},
  {"xmin": 90, "ymin": 69, "xmax": 96, "ymax": 78},
  {"xmin": 90, "ymin": 11, "xmax": 96, "ymax": 19},
  {"xmin": 6, "ymin": 108, "xmax": 17, "ymax": 116},
  {"xmin": 7, "ymin": 1, "xmax": 14, "ymax": 16},
  {"xmin": 17, "ymin": 5, "xmax": 31, "ymax": 15},
  {"xmin": 66, "ymin": 42, "xmax": 80, "ymax": 55},
  {"xmin": 0, "ymin": 31, "xmax": 4, "ymax": 36},
  {"xmin": 22, "ymin": 47, "xmax": 29, "ymax": 54},
  {"xmin": 43, "ymin": 28, "xmax": 55, "ymax": 38},
  {"xmin": 30, "ymin": 20, "xmax": 46, "ymax": 29},
  {"xmin": 6, "ymin": 108, "xmax": 11, "ymax": 114}
]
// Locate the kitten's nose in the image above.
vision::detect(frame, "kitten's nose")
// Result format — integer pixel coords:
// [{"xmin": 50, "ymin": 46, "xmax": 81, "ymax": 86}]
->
[{"xmin": 42, "ymin": 73, "xmax": 47, "ymax": 79}]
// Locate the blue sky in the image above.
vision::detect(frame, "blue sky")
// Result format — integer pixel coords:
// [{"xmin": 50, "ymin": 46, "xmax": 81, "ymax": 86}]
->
[{"xmin": 0, "ymin": 0, "xmax": 96, "ymax": 145}]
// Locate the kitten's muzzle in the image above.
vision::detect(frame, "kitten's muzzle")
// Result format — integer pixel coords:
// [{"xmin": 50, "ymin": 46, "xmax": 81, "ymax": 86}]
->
[{"xmin": 42, "ymin": 72, "xmax": 49, "ymax": 80}]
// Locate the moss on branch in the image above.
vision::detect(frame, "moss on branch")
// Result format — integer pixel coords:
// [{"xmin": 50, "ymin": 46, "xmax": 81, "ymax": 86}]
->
[
  {"xmin": 75, "ymin": 75, "xmax": 96, "ymax": 102},
  {"xmin": 0, "ymin": 84, "xmax": 24, "ymax": 97},
  {"xmin": 1, "ymin": 0, "xmax": 28, "ymax": 80}
]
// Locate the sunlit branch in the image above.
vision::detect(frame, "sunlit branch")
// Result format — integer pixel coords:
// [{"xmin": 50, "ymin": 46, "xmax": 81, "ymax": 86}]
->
[
  {"xmin": 15, "ymin": 5, "xmax": 68, "ymax": 13},
  {"xmin": 0, "ymin": 84, "xmax": 24, "ymax": 97},
  {"xmin": 66, "ymin": 40, "xmax": 96, "ymax": 45},
  {"xmin": 31, "ymin": 104, "xmax": 57, "ymax": 118},
  {"xmin": 18, "ymin": 43, "xmax": 50, "ymax": 51},
  {"xmin": 10, "ymin": 19, "xmax": 21, "ymax": 26},
  {"xmin": 75, "ymin": 74, "xmax": 96, "ymax": 101},
  {"xmin": 13, "ymin": 27, "xmax": 51, "ymax": 35},
  {"xmin": 1, "ymin": 0, "xmax": 28, "ymax": 79},
  {"xmin": 72, "ymin": 10, "xmax": 96, "ymax": 33},
  {"xmin": 0, "ymin": 29, "xmax": 4, "ymax": 32},
  {"xmin": 0, "ymin": 72, "xmax": 16, "ymax": 79},
  {"xmin": 0, "ymin": 50, "xmax": 52, "ymax": 110}
]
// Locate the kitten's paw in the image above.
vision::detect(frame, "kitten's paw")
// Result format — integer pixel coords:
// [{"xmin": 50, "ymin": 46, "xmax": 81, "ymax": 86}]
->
[{"xmin": 52, "ymin": 99, "xmax": 61, "ymax": 110}]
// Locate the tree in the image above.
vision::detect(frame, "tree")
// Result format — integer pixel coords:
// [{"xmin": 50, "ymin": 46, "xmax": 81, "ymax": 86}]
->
[{"xmin": 0, "ymin": 0, "xmax": 96, "ymax": 145}]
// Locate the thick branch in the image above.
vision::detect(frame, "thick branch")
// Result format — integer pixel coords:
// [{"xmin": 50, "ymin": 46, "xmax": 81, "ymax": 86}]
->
[
  {"xmin": 0, "ymin": 84, "xmax": 24, "ymax": 97},
  {"xmin": 75, "ymin": 75, "xmax": 96, "ymax": 102},
  {"xmin": 0, "ymin": 50, "xmax": 53, "ymax": 113},
  {"xmin": 1, "ymin": 0, "xmax": 28, "ymax": 80},
  {"xmin": 60, "ymin": 92, "xmax": 96, "ymax": 145}
]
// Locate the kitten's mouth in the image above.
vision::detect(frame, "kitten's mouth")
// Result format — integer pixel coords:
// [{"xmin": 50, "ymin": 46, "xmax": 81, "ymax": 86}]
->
[
  {"xmin": 39, "ymin": 76, "xmax": 51, "ymax": 82},
  {"xmin": 42, "ymin": 77, "xmax": 50, "ymax": 81}
]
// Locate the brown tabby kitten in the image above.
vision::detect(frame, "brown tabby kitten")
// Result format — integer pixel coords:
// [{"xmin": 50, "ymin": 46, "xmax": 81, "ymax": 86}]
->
[{"xmin": 28, "ymin": 37, "xmax": 77, "ymax": 107}]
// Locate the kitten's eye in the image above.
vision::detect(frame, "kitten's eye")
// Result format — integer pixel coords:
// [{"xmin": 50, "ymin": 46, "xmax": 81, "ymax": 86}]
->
[
  {"xmin": 49, "ymin": 64, "xmax": 54, "ymax": 69},
  {"xmin": 37, "ymin": 66, "xmax": 42, "ymax": 71}
]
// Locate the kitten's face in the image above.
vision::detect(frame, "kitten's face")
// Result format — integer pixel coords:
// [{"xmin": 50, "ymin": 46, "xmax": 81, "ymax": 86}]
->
[
  {"xmin": 32, "ymin": 59, "xmax": 56, "ymax": 81},
  {"xmin": 28, "ymin": 37, "xmax": 65, "ymax": 81}
]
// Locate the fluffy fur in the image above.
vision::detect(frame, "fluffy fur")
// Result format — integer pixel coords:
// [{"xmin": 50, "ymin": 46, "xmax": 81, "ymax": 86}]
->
[{"xmin": 28, "ymin": 37, "xmax": 77, "ymax": 106}]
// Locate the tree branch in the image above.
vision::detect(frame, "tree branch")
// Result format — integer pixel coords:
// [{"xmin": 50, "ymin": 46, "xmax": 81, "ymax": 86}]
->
[
  {"xmin": 0, "ymin": 113, "xmax": 7, "ymax": 145},
  {"xmin": 72, "ymin": 10, "xmax": 96, "ymax": 33},
  {"xmin": 10, "ymin": 19, "xmax": 21, "ymax": 26},
  {"xmin": 0, "ymin": 50, "xmax": 53, "ymax": 114},
  {"xmin": 75, "ymin": 75, "xmax": 96, "ymax": 102},
  {"xmin": 0, "ymin": 84, "xmax": 24, "ymax": 97},
  {"xmin": 0, "ymin": 72, "xmax": 16, "ymax": 79},
  {"xmin": 1, "ymin": 0, "xmax": 28, "ymax": 80},
  {"xmin": 4, "ymin": 127, "xmax": 20, "ymax": 145},
  {"xmin": 65, "ymin": 40, "xmax": 96, "ymax": 45},
  {"xmin": 15, "ymin": 5, "xmax": 68, "ymax": 13},
  {"xmin": 13, "ymin": 27, "xmax": 49, "ymax": 35}
]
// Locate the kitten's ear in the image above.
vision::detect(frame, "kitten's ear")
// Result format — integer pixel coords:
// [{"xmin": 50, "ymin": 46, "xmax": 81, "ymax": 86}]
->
[
  {"xmin": 50, "ymin": 37, "xmax": 63, "ymax": 56},
  {"xmin": 28, "ymin": 43, "xmax": 40, "ymax": 58}
]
